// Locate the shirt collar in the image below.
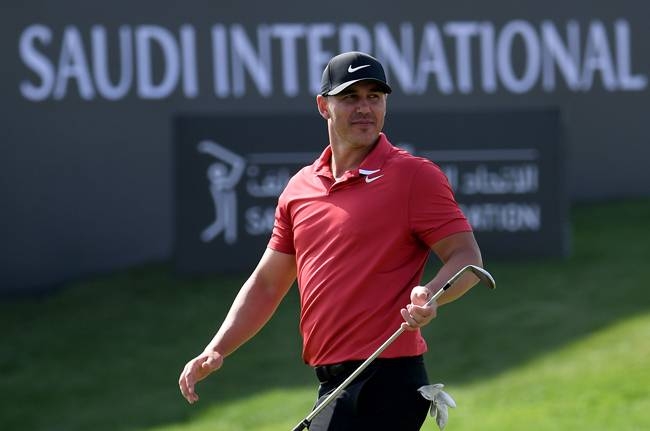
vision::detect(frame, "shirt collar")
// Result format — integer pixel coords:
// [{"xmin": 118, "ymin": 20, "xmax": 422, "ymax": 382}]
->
[
  {"xmin": 313, "ymin": 132, "xmax": 392, "ymax": 177},
  {"xmin": 358, "ymin": 133, "xmax": 391, "ymax": 173}
]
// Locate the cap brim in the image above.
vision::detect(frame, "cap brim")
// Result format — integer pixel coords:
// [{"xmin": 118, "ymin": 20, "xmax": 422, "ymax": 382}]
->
[{"xmin": 324, "ymin": 78, "xmax": 392, "ymax": 96}]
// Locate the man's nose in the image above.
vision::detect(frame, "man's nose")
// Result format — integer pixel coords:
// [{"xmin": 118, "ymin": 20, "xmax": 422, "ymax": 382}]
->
[{"xmin": 356, "ymin": 98, "xmax": 371, "ymax": 113}]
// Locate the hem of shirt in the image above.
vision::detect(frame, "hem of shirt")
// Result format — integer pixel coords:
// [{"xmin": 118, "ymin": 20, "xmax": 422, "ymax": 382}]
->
[{"xmin": 267, "ymin": 241, "xmax": 296, "ymax": 255}]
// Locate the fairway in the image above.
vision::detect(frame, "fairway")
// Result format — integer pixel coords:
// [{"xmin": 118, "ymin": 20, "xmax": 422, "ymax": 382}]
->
[{"xmin": 1, "ymin": 200, "xmax": 649, "ymax": 431}]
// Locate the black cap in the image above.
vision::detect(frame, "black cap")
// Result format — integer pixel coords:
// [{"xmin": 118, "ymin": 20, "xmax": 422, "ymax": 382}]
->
[{"xmin": 320, "ymin": 51, "xmax": 392, "ymax": 96}]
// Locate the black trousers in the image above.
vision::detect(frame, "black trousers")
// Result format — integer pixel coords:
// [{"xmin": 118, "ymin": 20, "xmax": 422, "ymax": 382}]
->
[{"xmin": 309, "ymin": 356, "xmax": 430, "ymax": 431}]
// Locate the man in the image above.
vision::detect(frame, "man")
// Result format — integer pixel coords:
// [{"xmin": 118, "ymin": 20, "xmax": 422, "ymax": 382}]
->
[{"xmin": 179, "ymin": 51, "xmax": 483, "ymax": 430}]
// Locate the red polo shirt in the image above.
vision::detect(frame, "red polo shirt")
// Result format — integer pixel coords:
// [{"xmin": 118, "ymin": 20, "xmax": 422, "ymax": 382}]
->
[{"xmin": 268, "ymin": 133, "xmax": 471, "ymax": 366}]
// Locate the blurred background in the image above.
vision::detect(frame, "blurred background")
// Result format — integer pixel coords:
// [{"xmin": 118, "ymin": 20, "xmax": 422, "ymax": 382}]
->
[{"xmin": 2, "ymin": 1, "xmax": 649, "ymax": 430}]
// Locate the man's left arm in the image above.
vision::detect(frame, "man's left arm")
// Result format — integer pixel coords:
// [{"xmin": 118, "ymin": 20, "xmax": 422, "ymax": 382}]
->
[{"xmin": 427, "ymin": 230, "xmax": 483, "ymax": 305}]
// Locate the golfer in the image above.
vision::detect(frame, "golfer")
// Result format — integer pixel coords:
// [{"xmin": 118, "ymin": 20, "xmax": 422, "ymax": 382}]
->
[{"xmin": 179, "ymin": 51, "xmax": 483, "ymax": 430}]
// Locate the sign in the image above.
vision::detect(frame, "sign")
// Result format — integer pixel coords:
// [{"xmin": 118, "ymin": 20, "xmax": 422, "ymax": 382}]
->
[
  {"xmin": 17, "ymin": 20, "xmax": 647, "ymax": 101},
  {"xmin": 174, "ymin": 110, "xmax": 567, "ymax": 274}
]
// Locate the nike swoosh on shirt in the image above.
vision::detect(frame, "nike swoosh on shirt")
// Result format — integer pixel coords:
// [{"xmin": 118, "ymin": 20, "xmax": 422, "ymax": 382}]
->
[
  {"xmin": 348, "ymin": 64, "xmax": 371, "ymax": 73},
  {"xmin": 365, "ymin": 175, "xmax": 384, "ymax": 183}
]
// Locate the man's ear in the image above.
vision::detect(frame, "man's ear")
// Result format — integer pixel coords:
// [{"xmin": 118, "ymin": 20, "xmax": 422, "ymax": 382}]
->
[{"xmin": 316, "ymin": 95, "xmax": 330, "ymax": 119}]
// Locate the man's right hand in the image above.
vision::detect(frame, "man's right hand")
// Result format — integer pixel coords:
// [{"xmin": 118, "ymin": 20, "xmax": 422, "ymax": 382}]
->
[{"xmin": 178, "ymin": 351, "xmax": 224, "ymax": 404}]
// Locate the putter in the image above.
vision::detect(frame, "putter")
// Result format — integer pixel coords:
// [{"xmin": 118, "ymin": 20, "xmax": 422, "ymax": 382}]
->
[{"xmin": 291, "ymin": 264, "xmax": 496, "ymax": 431}]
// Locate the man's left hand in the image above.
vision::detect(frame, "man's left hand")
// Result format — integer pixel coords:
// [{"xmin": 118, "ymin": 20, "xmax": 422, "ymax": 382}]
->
[{"xmin": 400, "ymin": 286, "xmax": 437, "ymax": 331}]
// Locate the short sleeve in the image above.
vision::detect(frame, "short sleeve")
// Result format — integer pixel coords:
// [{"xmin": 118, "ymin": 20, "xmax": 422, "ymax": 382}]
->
[
  {"xmin": 408, "ymin": 160, "xmax": 472, "ymax": 247},
  {"xmin": 267, "ymin": 192, "xmax": 296, "ymax": 254}
]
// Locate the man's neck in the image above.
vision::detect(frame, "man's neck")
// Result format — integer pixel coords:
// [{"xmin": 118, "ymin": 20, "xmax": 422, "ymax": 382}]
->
[
  {"xmin": 330, "ymin": 144, "xmax": 375, "ymax": 179},
  {"xmin": 329, "ymin": 135, "xmax": 380, "ymax": 179}
]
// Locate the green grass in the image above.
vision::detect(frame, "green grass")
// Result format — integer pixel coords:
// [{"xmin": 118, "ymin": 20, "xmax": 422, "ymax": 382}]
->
[{"xmin": 1, "ymin": 200, "xmax": 649, "ymax": 431}]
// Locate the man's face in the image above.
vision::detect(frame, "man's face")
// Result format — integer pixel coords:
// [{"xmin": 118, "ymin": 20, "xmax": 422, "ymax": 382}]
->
[{"xmin": 318, "ymin": 81, "xmax": 387, "ymax": 149}]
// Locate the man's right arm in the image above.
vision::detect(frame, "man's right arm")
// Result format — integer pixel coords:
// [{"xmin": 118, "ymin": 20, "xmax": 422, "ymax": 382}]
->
[{"xmin": 179, "ymin": 248, "xmax": 297, "ymax": 403}]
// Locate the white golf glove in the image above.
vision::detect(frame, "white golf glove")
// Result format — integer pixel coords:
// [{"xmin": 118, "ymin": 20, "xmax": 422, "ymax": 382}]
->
[{"xmin": 418, "ymin": 383, "xmax": 457, "ymax": 430}]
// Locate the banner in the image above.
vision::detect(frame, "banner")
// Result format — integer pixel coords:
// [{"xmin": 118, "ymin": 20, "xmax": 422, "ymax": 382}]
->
[{"xmin": 174, "ymin": 110, "xmax": 566, "ymax": 274}]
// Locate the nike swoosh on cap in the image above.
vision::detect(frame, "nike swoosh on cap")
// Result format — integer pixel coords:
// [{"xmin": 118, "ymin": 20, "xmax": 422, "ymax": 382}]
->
[{"xmin": 348, "ymin": 64, "xmax": 371, "ymax": 73}]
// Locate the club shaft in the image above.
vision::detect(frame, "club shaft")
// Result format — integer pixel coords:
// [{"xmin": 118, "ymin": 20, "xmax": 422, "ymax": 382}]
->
[{"xmin": 291, "ymin": 421, "xmax": 309, "ymax": 431}]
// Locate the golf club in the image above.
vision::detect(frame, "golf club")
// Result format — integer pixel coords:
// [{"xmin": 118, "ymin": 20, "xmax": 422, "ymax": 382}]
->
[{"xmin": 291, "ymin": 264, "xmax": 496, "ymax": 431}]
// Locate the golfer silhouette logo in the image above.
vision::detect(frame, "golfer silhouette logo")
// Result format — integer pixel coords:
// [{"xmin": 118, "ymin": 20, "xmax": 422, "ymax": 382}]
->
[{"xmin": 197, "ymin": 140, "xmax": 245, "ymax": 244}]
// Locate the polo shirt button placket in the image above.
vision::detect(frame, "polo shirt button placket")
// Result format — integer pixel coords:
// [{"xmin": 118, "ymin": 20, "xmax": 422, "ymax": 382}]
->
[{"xmin": 329, "ymin": 172, "xmax": 361, "ymax": 194}]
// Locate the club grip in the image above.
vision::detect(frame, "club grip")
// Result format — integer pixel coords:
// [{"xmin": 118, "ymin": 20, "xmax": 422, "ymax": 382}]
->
[{"xmin": 291, "ymin": 420, "xmax": 309, "ymax": 431}]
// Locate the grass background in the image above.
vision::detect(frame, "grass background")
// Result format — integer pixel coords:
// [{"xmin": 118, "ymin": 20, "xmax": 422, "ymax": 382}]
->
[{"xmin": 1, "ymin": 200, "xmax": 649, "ymax": 431}]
